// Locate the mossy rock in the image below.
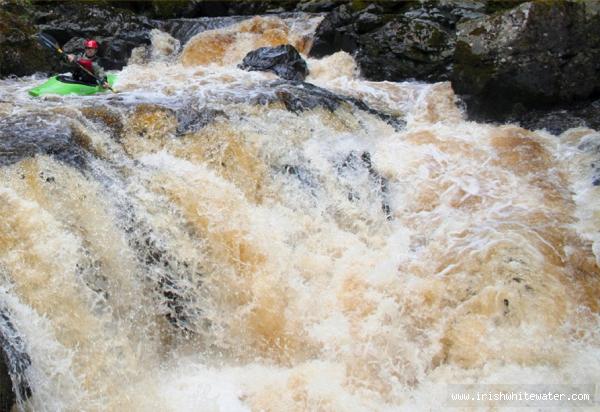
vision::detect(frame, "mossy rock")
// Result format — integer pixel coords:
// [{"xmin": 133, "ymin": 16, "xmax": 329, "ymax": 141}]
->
[{"xmin": 0, "ymin": 6, "xmax": 61, "ymax": 77}]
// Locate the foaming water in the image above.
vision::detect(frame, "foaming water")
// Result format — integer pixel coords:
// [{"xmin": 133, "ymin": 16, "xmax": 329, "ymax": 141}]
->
[
  {"xmin": 181, "ymin": 15, "xmax": 321, "ymax": 66},
  {"xmin": 0, "ymin": 13, "xmax": 599, "ymax": 412}
]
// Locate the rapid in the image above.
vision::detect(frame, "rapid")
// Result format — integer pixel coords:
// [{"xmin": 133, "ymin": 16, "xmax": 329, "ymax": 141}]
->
[{"xmin": 0, "ymin": 14, "xmax": 599, "ymax": 411}]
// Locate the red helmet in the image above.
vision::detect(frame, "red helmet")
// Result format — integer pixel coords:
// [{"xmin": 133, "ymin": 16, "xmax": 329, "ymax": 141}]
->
[{"xmin": 84, "ymin": 39, "xmax": 99, "ymax": 49}]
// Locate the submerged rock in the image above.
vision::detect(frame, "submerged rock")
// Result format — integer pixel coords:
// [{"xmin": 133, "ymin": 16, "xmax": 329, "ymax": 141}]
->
[
  {"xmin": 248, "ymin": 80, "xmax": 405, "ymax": 130},
  {"xmin": 0, "ymin": 115, "xmax": 89, "ymax": 169},
  {"xmin": 338, "ymin": 151, "xmax": 391, "ymax": 219},
  {"xmin": 0, "ymin": 308, "xmax": 32, "ymax": 410},
  {"xmin": 514, "ymin": 98, "xmax": 600, "ymax": 135},
  {"xmin": 239, "ymin": 44, "xmax": 309, "ymax": 81},
  {"xmin": 175, "ymin": 106, "xmax": 228, "ymax": 136}
]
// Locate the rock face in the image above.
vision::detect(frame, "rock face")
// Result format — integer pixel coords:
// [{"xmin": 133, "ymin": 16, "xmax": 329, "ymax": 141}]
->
[
  {"xmin": 0, "ymin": 114, "xmax": 89, "ymax": 169},
  {"xmin": 356, "ymin": 15, "xmax": 456, "ymax": 82},
  {"xmin": 308, "ymin": 3, "xmax": 357, "ymax": 58},
  {"xmin": 0, "ymin": 309, "xmax": 32, "ymax": 411},
  {"xmin": 239, "ymin": 44, "xmax": 309, "ymax": 81},
  {"xmin": 243, "ymin": 80, "xmax": 405, "ymax": 130},
  {"xmin": 309, "ymin": 1, "xmax": 486, "ymax": 82},
  {"xmin": 33, "ymin": 3, "xmax": 155, "ymax": 71},
  {"xmin": 308, "ymin": 0, "xmax": 600, "ymax": 130},
  {"xmin": 453, "ymin": 1, "xmax": 600, "ymax": 119},
  {"xmin": 0, "ymin": 4, "xmax": 62, "ymax": 77}
]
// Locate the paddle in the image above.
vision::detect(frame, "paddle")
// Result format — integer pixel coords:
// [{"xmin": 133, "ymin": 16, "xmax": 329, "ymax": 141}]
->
[{"xmin": 38, "ymin": 32, "xmax": 116, "ymax": 93}]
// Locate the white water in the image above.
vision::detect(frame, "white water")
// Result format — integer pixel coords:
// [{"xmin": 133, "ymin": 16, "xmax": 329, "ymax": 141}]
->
[{"xmin": 0, "ymin": 14, "xmax": 599, "ymax": 411}]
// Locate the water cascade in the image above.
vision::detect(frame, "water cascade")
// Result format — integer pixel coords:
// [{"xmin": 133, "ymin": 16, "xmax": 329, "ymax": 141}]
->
[{"xmin": 0, "ymin": 14, "xmax": 599, "ymax": 411}]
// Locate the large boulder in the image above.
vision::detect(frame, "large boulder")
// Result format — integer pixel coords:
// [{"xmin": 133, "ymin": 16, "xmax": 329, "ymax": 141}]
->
[
  {"xmin": 356, "ymin": 16, "xmax": 456, "ymax": 82},
  {"xmin": 452, "ymin": 1, "xmax": 600, "ymax": 119},
  {"xmin": 239, "ymin": 44, "xmax": 309, "ymax": 81},
  {"xmin": 0, "ymin": 114, "xmax": 89, "ymax": 169},
  {"xmin": 309, "ymin": 1, "xmax": 486, "ymax": 82},
  {"xmin": 0, "ymin": 309, "xmax": 32, "ymax": 410},
  {"xmin": 308, "ymin": 3, "xmax": 357, "ymax": 58}
]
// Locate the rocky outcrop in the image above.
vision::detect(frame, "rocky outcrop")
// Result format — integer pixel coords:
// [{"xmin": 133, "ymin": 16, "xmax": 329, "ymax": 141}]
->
[
  {"xmin": 34, "ymin": 3, "xmax": 155, "ymax": 71},
  {"xmin": 0, "ymin": 4, "xmax": 62, "ymax": 77},
  {"xmin": 134, "ymin": 0, "xmax": 345, "ymax": 18},
  {"xmin": 511, "ymin": 98, "xmax": 600, "ymax": 135},
  {"xmin": 246, "ymin": 80, "xmax": 405, "ymax": 130},
  {"xmin": 0, "ymin": 114, "xmax": 89, "ymax": 169},
  {"xmin": 0, "ymin": 1, "xmax": 158, "ymax": 77},
  {"xmin": 356, "ymin": 14, "xmax": 456, "ymax": 82},
  {"xmin": 0, "ymin": 309, "xmax": 32, "ymax": 411},
  {"xmin": 309, "ymin": 0, "xmax": 600, "ymax": 131},
  {"xmin": 239, "ymin": 44, "xmax": 309, "ymax": 81},
  {"xmin": 309, "ymin": 1, "xmax": 487, "ymax": 82},
  {"xmin": 308, "ymin": 3, "xmax": 357, "ymax": 58},
  {"xmin": 453, "ymin": 1, "xmax": 600, "ymax": 120}
]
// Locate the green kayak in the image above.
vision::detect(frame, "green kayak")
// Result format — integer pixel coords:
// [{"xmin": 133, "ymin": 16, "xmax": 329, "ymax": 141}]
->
[{"xmin": 29, "ymin": 74, "xmax": 117, "ymax": 97}]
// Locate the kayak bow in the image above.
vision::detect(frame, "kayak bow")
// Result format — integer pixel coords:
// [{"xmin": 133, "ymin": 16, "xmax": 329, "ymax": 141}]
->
[{"xmin": 28, "ymin": 74, "xmax": 117, "ymax": 97}]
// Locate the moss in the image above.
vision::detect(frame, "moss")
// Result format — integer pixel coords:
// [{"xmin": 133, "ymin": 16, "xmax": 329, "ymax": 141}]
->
[
  {"xmin": 0, "ymin": 5, "xmax": 62, "ymax": 76},
  {"xmin": 484, "ymin": 1, "xmax": 527, "ymax": 14},
  {"xmin": 452, "ymin": 40, "xmax": 496, "ymax": 95},
  {"xmin": 427, "ymin": 27, "xmax": 446, "ymax": 49},
  {"xmin": 350, "ymin": 0, "xmax": 367, "ymax": 12},
  {"xmin": 150, "ymin": 0, "xmax": 190, "ymax": 19},
  {"xmin": 469, "ymin": 26, "xmax": 487, "ymax": 36}
]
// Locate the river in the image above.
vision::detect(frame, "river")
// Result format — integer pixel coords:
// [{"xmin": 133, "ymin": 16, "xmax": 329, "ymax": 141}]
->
[{"xmin": 0, "ymin": 14, "xmax": 599, "ymax": 411}]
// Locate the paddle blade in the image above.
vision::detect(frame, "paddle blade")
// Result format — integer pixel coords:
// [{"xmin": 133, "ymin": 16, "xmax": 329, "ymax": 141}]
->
[{"xmin": 38, "ymin": 32, "xmax": 60, "ymax": 52}]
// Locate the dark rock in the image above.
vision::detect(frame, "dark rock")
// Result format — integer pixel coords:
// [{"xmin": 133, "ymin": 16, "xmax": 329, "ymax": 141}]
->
[
  {"xmin": 355, "ymin": 12, "xmax": 381, "ymax": 34},
  {"xmin": 34, "ymin": 3, "xmax": 155, "ymax": 71},
  {"xmin": 0, "ymin": 114, "xmax": 88, "ymax": 169},
  {"xmin": 0, "ymin": 308, "xmax": 32, "ymax": 409},
  {"xmin": 80, "ymin": 106, "xmax": 124, "ymax": 138},
  {"xmin": 356, "ymin": 16, "xmax": 456, "ymax": 82},
  {"xmin": 0, "ymin": 5, "xmax": 62, "ymax": 77},
  {"xmin": 309, "ymin": 1, "xmax": 483, "ymax": 81},
  {"xmin": 516, "ymin": 109, "xmax": 587, "ymax": 135},
  {"xmin": 339, "ymin": 151, "xmax": 391, "ymax": 219},
  {"xmin": 347, "ymin": 98, "xmax": 406, "ymax": 131},
  {"xmin": 511, "ymin": 99, "xmax": 600, "ymax": 135},
  {"xmin": 295, "ymin": 0, "xmax": 343, "ymax": 13},
  {"xmin": 308, "ymin": 3, "xmax": 357, "ymax": 58},
  {"xmin": 446, "ymin": 0, "xmax": 487, "ymax": 22},
  {"xmin": 246, "ymin": 80, "xmax": 405, "ymax": 130},
  {"xmin": 175, "ymin": 106, "xmax": 228, "ymax": 135},
  {"xmin": 452, "ymin": 1, "xmax": 600, "ymax": 120},
  {"xmin": 267, "ymin": 80, "xmax": 341, "ymax": 112},
  {"xmin": 158, "ymin": 16, "xmax": 247, "ymax": 45},
  {"xmin": 239, "ymin": 44, "xmax": 309, "ymax": 81}
]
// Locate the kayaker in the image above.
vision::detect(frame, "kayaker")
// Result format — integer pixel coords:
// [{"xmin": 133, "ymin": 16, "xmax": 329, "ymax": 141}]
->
[{"xmin": 66, "ymin": 39, "xmax": 109, "ymax": 89}]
